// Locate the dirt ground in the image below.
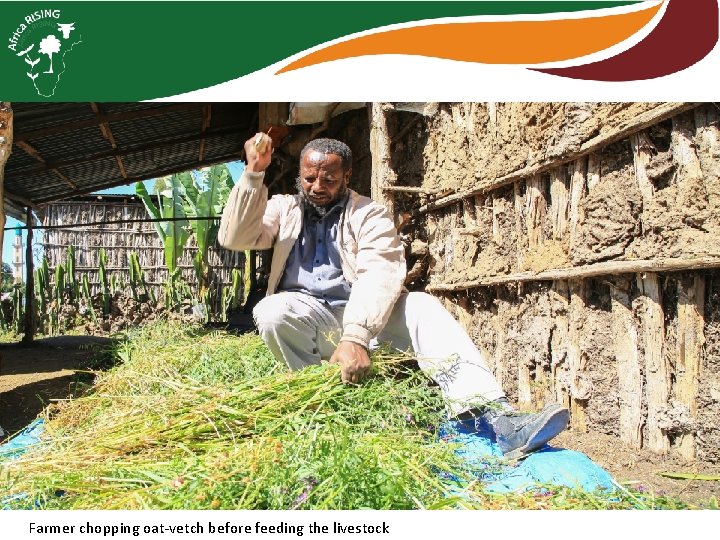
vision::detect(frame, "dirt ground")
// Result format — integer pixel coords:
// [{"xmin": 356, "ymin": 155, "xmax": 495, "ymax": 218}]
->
[
  {"xmin": 0, "ymin": 335, "xmax": 113, "ymax": 436},
  {"xmin": 554, "ymin": 430, "xmax": 720, "ymax": 507},
  {"xmin": 1, "ymin": 336, "xmax": 718, "ymax": 508}
]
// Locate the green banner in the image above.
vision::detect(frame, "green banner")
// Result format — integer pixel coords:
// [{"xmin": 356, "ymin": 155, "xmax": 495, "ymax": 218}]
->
[{"xmin": 1, "ymin": 1, "xmax": 639, "ymax": 100}]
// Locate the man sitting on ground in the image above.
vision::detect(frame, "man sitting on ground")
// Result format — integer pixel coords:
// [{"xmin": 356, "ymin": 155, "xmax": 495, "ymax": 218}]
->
[{"xmin": 219, "ymin": 134, "xmax": 569, "ymax": 459}]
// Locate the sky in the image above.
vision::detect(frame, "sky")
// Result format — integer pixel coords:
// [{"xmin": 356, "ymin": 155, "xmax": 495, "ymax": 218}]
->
[{"xmin": 2, "ymin": 160, "xmax": 245, "ymax": 276}]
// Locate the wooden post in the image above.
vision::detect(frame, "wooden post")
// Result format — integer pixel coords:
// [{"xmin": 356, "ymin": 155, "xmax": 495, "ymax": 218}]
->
[
  {"xmin": 637, "ymin": 272, "xmax": 670, "ymax": 454},
  {"xmin": 550, "ymin": 280, "xmax": 571, "ymax": 408},
  {"xmin": 369, "ymin": 102, "xmax": 398, "ymax": 222},
  {"xmin": 517, "ymin": 361, "xmax": 532, "ymax": 408},
  {"xmin": 672, "ymin": 113, "xmax": 705, "ymax": 186},
  {"xmin": 610, "ymin": 278, "xmax": 643, "ymax": 449},
  {"xmin": 259, "ymin": 103, "xmax": 289, "ymax": 129},
  {"xmin": 568, "ymin": 279, "xmax": 588, "ymax": 431},
  {"xmin": 676, "ymin": 275, "xmax": 705, "ymax": 460},
  {"xmin": 525, "ymin": 174, "xmax": 547, "ymax": 251},
  {"xmin": 694, "ymin": 104, "xmax": 719, "ymax": 208},
  {"xmin": 513, "ymin": 182, "xmax": 524, "ymax": 270},
  {"xmin": 22, "ymin": 207, "xmax": 35, "ymax": 344},
  {"xmin": 455, "ymin": 293, "xmax": 473, "ymax": 333},
  {"xmin": 549, "ymin": 167, "xmax": 569, "ymax": 240},
  {"xmin": 492, "ymin": 292, "xmax": 508, "ymax": 390},
  {"xmin": 566, "ymin": 157, "xmax": 588, "ymax": 430},
  {"xmin": 630, "ymin": 131, "xmax": 656, "ymax": 204},
  {"xmin": 0, "ymin": 103, "xmax": 12, "ymax": 274},
  {"xmin": 568, "ymin": 157, "xmax": 587, "ymax": 252}
]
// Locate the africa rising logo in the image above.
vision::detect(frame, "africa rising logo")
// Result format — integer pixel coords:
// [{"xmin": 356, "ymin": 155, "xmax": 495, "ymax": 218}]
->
[{"xmin": 7, "ymin": 9, "xmax": 82, "ymax": 97}]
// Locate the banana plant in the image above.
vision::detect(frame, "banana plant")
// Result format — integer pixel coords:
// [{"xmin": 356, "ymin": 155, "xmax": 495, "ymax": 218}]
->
[
  {"xmin": 178, "ymin": 166, "xmax": 234, "ymax": 298},
  {"xmin": 136, "ymin": 176, "xmax": 191, "ymax": 275}
]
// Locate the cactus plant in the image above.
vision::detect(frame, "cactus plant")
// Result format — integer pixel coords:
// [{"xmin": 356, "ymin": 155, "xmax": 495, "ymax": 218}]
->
[{"xmin": 98, "ymin": 248, "xmax": 111, "ymax": 316}]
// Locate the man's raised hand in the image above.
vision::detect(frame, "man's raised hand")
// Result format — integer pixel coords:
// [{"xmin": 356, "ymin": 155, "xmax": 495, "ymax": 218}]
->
[{"xmin": 244, "ymin": 132, "xmax": 273, "ymax": 173}]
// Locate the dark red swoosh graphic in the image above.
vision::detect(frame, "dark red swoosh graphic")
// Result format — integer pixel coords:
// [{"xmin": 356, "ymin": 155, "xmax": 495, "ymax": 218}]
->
[{"xmin": 535, "ymin": 0, "xmax": 718, "ymax": 81}]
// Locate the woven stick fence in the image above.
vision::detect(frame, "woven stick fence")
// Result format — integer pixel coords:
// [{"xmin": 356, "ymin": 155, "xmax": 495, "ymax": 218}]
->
[{"xmin": 40, "ymin": 196, "xmax": 248, "ymax": 312}]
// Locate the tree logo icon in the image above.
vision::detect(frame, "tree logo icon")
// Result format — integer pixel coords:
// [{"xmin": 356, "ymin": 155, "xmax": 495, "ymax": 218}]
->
[{"xmin": 8, "ymin": 10, "xmax": 83, "ymax": 97}]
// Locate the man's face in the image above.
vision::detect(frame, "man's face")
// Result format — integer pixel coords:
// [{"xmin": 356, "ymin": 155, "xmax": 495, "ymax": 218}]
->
[{"xmin": 299, "ymin": 151, "xmax": 351, "ymax": 208}]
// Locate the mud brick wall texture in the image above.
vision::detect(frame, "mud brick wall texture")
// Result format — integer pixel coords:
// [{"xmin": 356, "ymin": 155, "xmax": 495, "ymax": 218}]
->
[{"xmin": 382, "ymin": 103, "xmax": 720, "ymax": 462}]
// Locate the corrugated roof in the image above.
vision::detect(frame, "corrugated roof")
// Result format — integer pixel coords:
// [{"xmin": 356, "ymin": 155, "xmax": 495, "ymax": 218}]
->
[{"xmin": 3, "ymin": 102, "xmax": 258, "ymax": 210}]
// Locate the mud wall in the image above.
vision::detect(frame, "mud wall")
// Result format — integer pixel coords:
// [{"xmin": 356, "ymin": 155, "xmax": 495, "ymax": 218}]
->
[{"xmin": 379, "ymin": 102, "xmax": 720, "ymax": 462}]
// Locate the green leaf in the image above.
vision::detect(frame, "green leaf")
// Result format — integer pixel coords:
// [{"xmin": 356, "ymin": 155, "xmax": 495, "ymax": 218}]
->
[{"xmin": 136, "ymin": 181, "xmax": 165, "ymax": 242}]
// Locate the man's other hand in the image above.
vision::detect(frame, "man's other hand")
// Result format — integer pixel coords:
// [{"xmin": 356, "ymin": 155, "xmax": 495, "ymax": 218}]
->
[
  {"xmin": 245, "ymin": 133, "xmax": 273, "ymax": 173},
  {"xmin": 330, "ymin": 341, "xmax": 371, "ymax": 384}
]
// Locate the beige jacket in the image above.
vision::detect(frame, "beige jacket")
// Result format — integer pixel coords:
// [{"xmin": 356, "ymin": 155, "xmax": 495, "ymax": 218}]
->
[{"xmin": 218, "ymin": 170, "xmax": 407, "ymax": 347}]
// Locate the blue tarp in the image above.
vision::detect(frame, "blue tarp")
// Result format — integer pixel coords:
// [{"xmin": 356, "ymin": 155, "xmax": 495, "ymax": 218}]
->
[
  {"xmin": 1, "ymin": 417, "xmax": 615, "ymax": 505},
  {"xmin": 0, "ymin": 419, "xmax": 47, "ymax": 509},
  {"xmin": 0, "ymin": 419, "xmax": 45, "ymax": 461},
  {"xmin": 441, "ymin": 419, "xmax": 616, "ymax": 494}
]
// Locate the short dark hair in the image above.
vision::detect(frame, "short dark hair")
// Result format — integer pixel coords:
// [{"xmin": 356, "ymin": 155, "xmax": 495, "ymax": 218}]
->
[{"xmin": 300, "ymin": 138, "xmax": 353, "ymax": 170}]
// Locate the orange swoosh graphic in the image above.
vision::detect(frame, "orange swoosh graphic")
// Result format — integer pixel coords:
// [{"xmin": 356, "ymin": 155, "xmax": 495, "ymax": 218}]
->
[{"xmin": 277, "ymin": 3, "xmax": 661, "ymax": 74}]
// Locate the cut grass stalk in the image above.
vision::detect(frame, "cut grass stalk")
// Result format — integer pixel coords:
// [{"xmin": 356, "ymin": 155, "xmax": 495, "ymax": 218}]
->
[{"xmin": 0, "ymin": 320, "xmax": 702, "ymax": 509}]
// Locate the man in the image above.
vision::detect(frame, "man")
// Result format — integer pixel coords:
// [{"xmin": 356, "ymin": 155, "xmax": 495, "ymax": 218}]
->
[{"xmin": 219, "ymin": 134, "xmax": 569, "ymax": 459}]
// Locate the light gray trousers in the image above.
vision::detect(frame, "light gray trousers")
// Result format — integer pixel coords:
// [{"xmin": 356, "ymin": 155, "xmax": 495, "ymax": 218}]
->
[{"xmin": 253, "ymin": 291, "xmax": 506, "ymax": 415}]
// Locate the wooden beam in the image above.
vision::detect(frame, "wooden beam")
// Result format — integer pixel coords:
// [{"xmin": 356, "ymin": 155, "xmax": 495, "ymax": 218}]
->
[
  {"xmin": 90, "ymin": 102, "xmax": 127, "ymax": 180},
  {"xmin": 630, "ymin": 130, "xmax": 656, "ymax": 204},
  {"xmin": 9, "ymin": 123, "xmax": 247, "ymax": 179},
  {"xmin": 637, "ymin": 272, "xmax": 670, "ymax": 454},
  {"xmin": 4, "ymin": 189, "xmax": 34, "ymax": 209},
  {"xmin": 381, "ymin": 186, "xmax": 440, "ymax": 194},
  {"xmin": 198, "ymin": 104, "xmax": 212, "ymax": 163},
  {"xmin": 550, "ymin": 280, "xmax": 571, "ymax": 408},
  {"xmin": 22, "ymin": 207, "xmax": 35, "ymax": 344},
  {"xmin": 258, "ymin": 102, "xmax": 289, "ymax": 128},
  {"xmin": 491, "ymin": 294, "xmax": 509, "ymax": 391},
  {"xmin": 32, "ymin": 151, "xmax": 244, "ymax": 204},
  {"xmin": 568, "ymin": 156, "xmax": 587, "ymax": 251},
  {"xmin": 356, "ymin": 113, "xmax": 425, "ymax": 165},
  {"xmin": 0, "ymin": 102, "xmax": 13, "ymax": 276},
  {"xmin": 525, "ymin": 174, "xmax": 547, "ymax": 251},
  {"xmin": 675, "ymin": 275, "xmax": 705, "ymax": 460},
  {"xmin": 610, "ymin": 277, "xmax": 643, "ymax": 449},
  {"xmin": 415, "ymin": 102, "xmax": 698, "ymax": 215},
  {"xmin": 14, "ymin": 102, "xmax": 205, "ymax": 142},
  {"xmin": 549, "ymin": 166, "xmax": 569, "ymax": 240},
  {"xmin": 513, "ymin": 182, "xmax": 524, "ymax": 270},
  {"xmin": 425, "ymin": 256, "xmax": 720, "ymax": 291},
  {"xmin": 15, "ymin": 140, "xmax": 78, "ymax": 189},
  {"xmin": 672, "ymin": 112, "xmax": 705, "ymax": 187},
  {"xmin": 568, "ymin": 279, "xmax": 588, "ymax": 432},
  {"xmin": 369, "ymin": 102, "xmax": 398, "ymax": 221}
]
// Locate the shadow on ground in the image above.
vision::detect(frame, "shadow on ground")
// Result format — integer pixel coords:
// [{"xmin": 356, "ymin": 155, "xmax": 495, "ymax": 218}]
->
[{"xmin": 0, "ymin": 335, "xmax": 119, "ymax": 438}]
